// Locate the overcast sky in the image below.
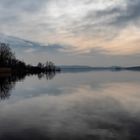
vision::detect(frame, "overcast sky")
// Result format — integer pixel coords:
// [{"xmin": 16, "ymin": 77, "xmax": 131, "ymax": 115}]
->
[{"xmin": 0, "ymin": 0, "xmax": 140, "ymax": 66}]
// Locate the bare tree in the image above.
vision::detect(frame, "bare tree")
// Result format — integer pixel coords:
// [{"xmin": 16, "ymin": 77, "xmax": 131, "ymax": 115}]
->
[
  {"xmin": 0, "ymin": 43, "xmax": 15, "ymax": 67},
  {"xmin": 37, "ymin": 62, "xmax": 44, "ymax": 69}
]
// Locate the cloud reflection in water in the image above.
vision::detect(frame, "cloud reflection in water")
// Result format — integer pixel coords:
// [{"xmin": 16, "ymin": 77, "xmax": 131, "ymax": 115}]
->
[{"xmin": 0, "ymin": 72, "xmax": 140, "ymax": 140}]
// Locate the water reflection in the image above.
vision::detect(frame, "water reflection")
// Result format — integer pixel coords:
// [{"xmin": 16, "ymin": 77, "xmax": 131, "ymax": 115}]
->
[
  {"xmin": 0, "ymin": 76, "xmax": 15, "ymax": 100},
  {"xmin": 0, "ymin": 72, "xmax": 56, "ymax": 100},
  {"xmin": 0, "ymin": 71, "xmax": 140, "ymax": 140},
  {"xmin": 37, "ymin": 72, "xmax": 56, "ymax": 80},
  {"xmin": 0, "ymin": 74, "xmax": 26, "ymax": 100},
  {"xmin": 0, "ymin": 83, "xmax": 140, "ymax": 140}
]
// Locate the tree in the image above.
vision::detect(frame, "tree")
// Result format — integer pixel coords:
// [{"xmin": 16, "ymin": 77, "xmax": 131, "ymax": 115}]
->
[
  {"xmin": 0, "ymin": 43, "xmax": 15, "ymax": 67},
  {"xmin": 45, "ymin": 61, "xmax": 55, "ymax": 70},
  {"xmin": 37, "ymin": 62, "xmax": 44, "ymax": 69}
]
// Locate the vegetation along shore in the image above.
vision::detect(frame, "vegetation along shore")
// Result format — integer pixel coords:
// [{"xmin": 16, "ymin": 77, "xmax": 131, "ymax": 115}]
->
[{"xmin": 0, "ymin": 43, "xmax": 61, "ymax": 75}]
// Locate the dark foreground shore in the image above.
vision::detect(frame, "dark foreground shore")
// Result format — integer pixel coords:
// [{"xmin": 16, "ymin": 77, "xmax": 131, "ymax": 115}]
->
[{"xmin": 0, "ymin": 67, "xmax": 61, "ymax": 77}]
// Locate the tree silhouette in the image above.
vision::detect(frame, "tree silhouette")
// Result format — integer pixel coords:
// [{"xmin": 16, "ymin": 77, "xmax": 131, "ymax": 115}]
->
[
  {"xmin": 37, "ymin": 62, "xmax": 44, "ymax": 69},
  {"xmin": 0, "ymin": 43, "xmax": 60, "ymax": 74},
  {"xmin": 0, "ymin": 43, "xmax": 15, "ymax": 67}
]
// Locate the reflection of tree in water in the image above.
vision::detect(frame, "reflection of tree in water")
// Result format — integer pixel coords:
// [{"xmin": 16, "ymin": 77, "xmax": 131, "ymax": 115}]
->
[
  {"xmin": 0, "ymin": 73, "xmax": 26, "ymax": 100},
  {"xmin": 46, "ymin": 72, "xmax": 56, "ymax": 80},
  {"xmin": 0, "ymin": 76, "xmax": 15, "ymax": 100},
  {"xmin": 38, "ymin": 72, "xmax": 56, "ymax": 80},
  {"xmin": 0, "ymin": 72, "xmax": 57, "ymax": 100}
]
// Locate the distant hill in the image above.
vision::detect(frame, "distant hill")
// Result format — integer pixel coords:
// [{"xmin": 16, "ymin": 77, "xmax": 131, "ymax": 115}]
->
[
  {"xmin": 125, "ymin": 66, "xmax": 140, "ymax": 71},
  {"xmin": 60, "ymin": 65, "xmax": 120, "ymax": 69},
  {"xmin": 60, "ymin": 65, "xmax": 93, "ymax": 69},
  {"xmin": 60, "ymin": 65, "xmax": 140, "ymax": 72}
]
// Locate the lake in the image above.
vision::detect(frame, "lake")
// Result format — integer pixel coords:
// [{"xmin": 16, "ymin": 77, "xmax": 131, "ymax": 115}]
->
[{"xmin": 0, "ymin": 71, "xmax": 140, "ymax": 140}]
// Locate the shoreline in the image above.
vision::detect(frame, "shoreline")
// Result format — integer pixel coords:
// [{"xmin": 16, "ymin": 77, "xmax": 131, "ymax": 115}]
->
[{"xmin": 0, "ymin": 68, "xmax": 11, "ymax": 73}]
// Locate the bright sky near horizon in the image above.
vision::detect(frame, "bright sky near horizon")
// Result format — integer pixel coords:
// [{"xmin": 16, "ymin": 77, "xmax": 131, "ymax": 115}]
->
[{"xmin": 0, "ymin": 0, "xmax": 140, "ymax": 66}]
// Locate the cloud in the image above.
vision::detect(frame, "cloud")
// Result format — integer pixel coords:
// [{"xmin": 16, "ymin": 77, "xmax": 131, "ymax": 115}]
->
[
  {"xmin": 24, "ymin": 48, "xmax": 37, "ymax": 53},
  {"xmin": 66, "ymin": 0, "xmax": 140, "ymax": 38},
  {"xmin": 92, "ymin": 0, "xmax": 140, "ymax": 31},
  {"xmin": 0, "ymin": 0, "xmax": 49, "ymax": 37},
  {"xmin": 42, "ymin": 0, "xmax": 140, "ymax": 55},
  {"xmin": 45, "ymin": 44, "xmax": 67, "ymax": 53},
  {"xmin": 0, "ymin": 82, "xmax": 140, "ymax": 139},
  {"xmin": 0, "ymin": 0, "xmax": 48, "ymax": 28},
  {"xmin": 111, "ymin": 0, "xmax": 140, "ymax": 27},
  {"xmin": 0, "ymin": 0, "xmax": 47, "ymax": 13},
  {"xmin": 0, "ymin": 0, "xmax": 140, "ymax": 58}
]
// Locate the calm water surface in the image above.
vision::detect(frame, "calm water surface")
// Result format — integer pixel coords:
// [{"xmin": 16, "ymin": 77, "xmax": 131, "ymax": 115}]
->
[{"xmin": 0, "ymin": 71, "xmax": 140, "ymax": 140}]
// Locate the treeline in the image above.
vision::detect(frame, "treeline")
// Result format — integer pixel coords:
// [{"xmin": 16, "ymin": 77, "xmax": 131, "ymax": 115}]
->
[{"xmin": 0, "ymin": 43, "xmax": 60, "ymax": 74}]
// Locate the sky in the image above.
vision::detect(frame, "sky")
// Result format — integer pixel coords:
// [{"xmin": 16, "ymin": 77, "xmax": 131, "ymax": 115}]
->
[{"xmin": 0, "ymin": 0, "xmax": 140, "ymax": 66}]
